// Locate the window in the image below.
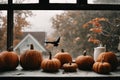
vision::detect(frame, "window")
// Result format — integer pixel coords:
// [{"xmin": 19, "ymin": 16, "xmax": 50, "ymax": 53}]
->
[
  {"xmin": 13, "ymin": 10, "xmax": 120, "ymax": 58},
  {"xmin": 0, "ymin": 1, "xmax": 120, "ymax": 79}
]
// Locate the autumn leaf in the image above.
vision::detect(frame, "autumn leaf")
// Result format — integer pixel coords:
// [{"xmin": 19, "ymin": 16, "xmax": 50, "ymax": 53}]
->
[
  {"xmin": 88, "ymin": 37, "xmax": 100, "ymax": 44},
  {"xmin": 89, "ymin": 27, "xmax": 102, "ymax": 33}
]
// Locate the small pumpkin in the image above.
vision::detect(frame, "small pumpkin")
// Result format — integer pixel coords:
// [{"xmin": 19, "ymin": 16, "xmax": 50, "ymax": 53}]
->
[
  {"xmin": 96, "ymin": 52, "xmax": 118, "ymax": 71},
  {"xmin": 75, "ymin": 50, "xmax": 94, "ymax": 70},
  {"xmin": 54, "ymin": 49, "xmax": 72, "ymax": 67},
  {"xmin": 20, "ymin": 44, "xmax": 43, "ymax": 70},
  {"xmin": 63, "ymin": 61, "xmax": 78, "ymax": 72},
  {"xmin": 41, "ymin": 52, "xmax": 61, "ymax": 72},
  {"xmin": 0, "ymin": 46, "xmax": 19, "ymax": 70},
  {"xmin": 93, "ymin": 59, "xmax": 111, "ymax": 74}
]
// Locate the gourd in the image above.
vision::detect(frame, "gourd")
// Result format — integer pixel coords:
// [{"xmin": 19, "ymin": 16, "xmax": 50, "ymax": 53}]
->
[
  {"xmin": 20, "ymin": 44, "xmax": 43, "ymax": 70},
  {"xmin": 0, "ymin": 46, "xmax": 19, "ymax": 70},
  {"xmin": 63, "ymin": 61, "xmax": 78, "ymax": 72},
  {"xmin": 75, "ymin": 50, "xmax": 94, "ymax": 70},
  {"xmin": 54, "ymin": 49, "xmax": 72, "ymax": 67},
  {"xmin": 97, "ymin": 52, "xmax": 118, "ymax": 71},
  {"xmin": 93, "ymin": 59, "xmax": 111, "ymax": 74},
  {"xmin": 41, "ymin": 52, "xmax": 61, "ymax": 72}
]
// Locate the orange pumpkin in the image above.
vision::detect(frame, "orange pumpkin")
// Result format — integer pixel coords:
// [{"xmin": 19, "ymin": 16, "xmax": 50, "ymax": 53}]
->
[
  {"xmin": 20, "ymin": 44, "xmax": 43, "ymax": 70},
  {"xmin": 93, "ymin": 60, "xmax": 111, "ymax": 74},
  {"xmin": 0, "ymin": 54, "xmax": 5, "ymax": 70},
  {"xmin": 63, "ymin": 61, "xmax": 78, "ymax": 72},
  {"xmin": 0, "ymin": 47, "xmax": 19, "ymax": 70},
  {"xmin": 41, "ymin": 52, "xmax": 61, "ymax": 72},
  {"xmin": 54, "ymin": 49, "xmax": 72, "ymax": 67},
  {"xmin": 75, "ymin": 50, "xmax": 94, "ymax": 70},
  {"xmin": 97, "ymin": 52, "xmax": 118, "ymax": 71}
]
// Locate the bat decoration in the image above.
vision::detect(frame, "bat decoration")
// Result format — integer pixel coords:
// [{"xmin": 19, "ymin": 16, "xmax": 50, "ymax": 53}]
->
[{"xmin": 45, "ymin": 37, "xmax": 61, "ymax": 47}]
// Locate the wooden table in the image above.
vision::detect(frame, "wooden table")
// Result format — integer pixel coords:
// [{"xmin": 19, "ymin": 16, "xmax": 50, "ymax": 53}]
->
[{"xmin": 0, "ymin": 65, "xmax": 120, "ymax": 80}]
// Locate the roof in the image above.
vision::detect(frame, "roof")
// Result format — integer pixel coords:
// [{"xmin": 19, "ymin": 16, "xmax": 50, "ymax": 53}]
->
[
  {"xmin": 14, "ymin": 34, "xmax": 47, "ymax": 53},
  {"xmin": 22, "ymin": 31, "xmax": 46, "ymax": 46}
]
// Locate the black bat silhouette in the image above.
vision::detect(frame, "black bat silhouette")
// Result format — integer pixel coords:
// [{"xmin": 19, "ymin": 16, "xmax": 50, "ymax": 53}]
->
[{"xmin": 45, "ymin": 37, "xmax": 60, "ymax": 47}]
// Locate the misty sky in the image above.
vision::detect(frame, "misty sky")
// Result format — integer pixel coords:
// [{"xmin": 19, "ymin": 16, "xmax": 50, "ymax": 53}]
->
[
  {"xmin": 24, "ymin": 10, "xmax": 64, "ymax": 35},
  {"xmin": 1, "ymin": 0, "xmax": 94, "ymax": 36},
  {"xmin": 21, "ymin": 0, "xmax": 94, "ymax": 36}
]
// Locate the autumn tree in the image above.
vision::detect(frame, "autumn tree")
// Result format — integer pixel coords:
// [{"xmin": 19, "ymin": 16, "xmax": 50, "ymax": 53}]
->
[
  {"xmin": 13, "ymin": 10, "xmax": 33, "ymax": 46},
  {"xmin": 83, "ymin": 18, "xmax": 120, "ymax": 52},
  {"xmin": 0, "ymin": 0, "xmax": 33, "ymax": 51},
  {"xmin": 51, "ymin": 10, "xmax": 120, "ymax": 58},
  {"xmin": 0, "ymin": 12, "xmax": 7, "ymax": 51}
]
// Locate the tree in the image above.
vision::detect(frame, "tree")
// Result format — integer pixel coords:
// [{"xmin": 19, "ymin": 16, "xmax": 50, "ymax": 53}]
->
[
  {"xmin": 83, "ymin": 18, "xmax": 120, "ymax": 52},
  {"xmin": 51, "ymin": 10, "xmax": 120, "ymax": 58},
  {"xmin": 13, "ymin": 10, "xmax": 33, "ymax": 46},
  {"xmin": 0, "ymin": 12, "xmax": 7, "ymax": 51},
  {"xmin": 0, "ymin": 0, "xmax": 33, "ymax": 51}
]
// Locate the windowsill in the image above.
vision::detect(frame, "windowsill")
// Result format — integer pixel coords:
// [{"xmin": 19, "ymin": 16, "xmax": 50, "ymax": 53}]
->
[{"xmin": 0, "ymin": 65, "xmax": 120, "ymax": 79}]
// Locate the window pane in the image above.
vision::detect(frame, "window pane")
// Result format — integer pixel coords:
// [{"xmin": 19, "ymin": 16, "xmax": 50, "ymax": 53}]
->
[
  {"xmin": 50, "ymin": 0, "xmax": 76, "ymax": 3},
  {"xmin": 13, "ymin": 10, "xmax": 120, "ymax": 59},
  {"xmin": 88, "ymin": 0, "xmax": 120, "ymax": 4},
  {"xmin": 13, "ymin": 0, "xmax": 39, "ymax": 4},
  {"xmin": 0, "ymin": 10, "xmax": 7, "ymax": 51},
  {"xmin": 0, "ymin": 0, "xmax": 8, "ymax": 4}
]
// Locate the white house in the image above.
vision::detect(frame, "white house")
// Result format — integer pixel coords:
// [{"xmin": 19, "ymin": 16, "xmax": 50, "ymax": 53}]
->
[{"xmin": 14, "ymin": 34, "xmax": 47, "ymax": 55}]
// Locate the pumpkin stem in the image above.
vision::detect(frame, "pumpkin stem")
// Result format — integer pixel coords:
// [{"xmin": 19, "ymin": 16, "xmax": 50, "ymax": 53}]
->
[
  {"xmin": 49, "ymin": 52, "xmax": 52, "ymax": 60},
  {"xmin": 30, "ymin": 44, "xmax": 34, "ymax": 50},
  {"xmin": 101, "ymin": 56, "xmax": 105, "ymax": 63},
  {"xmin": 83, "ymin": 50, "xmax": 87, "ymax": 56},
  {"xmin": 8, "ymin": 46, "xmax": 13, "ymax": 51},
  {"xmin": 61, "ymin": 49, "xmax": 64, "ymax": 53}
]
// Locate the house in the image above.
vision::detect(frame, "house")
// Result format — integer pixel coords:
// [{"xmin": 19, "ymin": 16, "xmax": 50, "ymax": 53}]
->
[
  {"xmin": 22, "ymin": 31, "xmax": 46, "ymax": 46},
  {"xmin": 14, "ymin": 32, "xmax": 47, "ymax": 55}
]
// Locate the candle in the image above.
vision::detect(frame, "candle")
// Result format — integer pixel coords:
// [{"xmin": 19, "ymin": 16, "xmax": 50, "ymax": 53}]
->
[{"xmin": 94, "ymin": 46, "xmax": 106, "ymax": 61}]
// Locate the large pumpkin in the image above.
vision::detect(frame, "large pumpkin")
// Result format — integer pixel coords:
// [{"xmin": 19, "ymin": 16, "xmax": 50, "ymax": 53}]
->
[
  {"xmin": 96, "ymin": 52, "xmax": 118, "ymax": 71},
  {"xmin": 63, "ymin": 61, "xmax": 78, "ymax": 72},
  {"xmin": 0, "ymin": 54, "xmax": 5, "ymax": 70},
  {"xmin": 0, "ymin": 47, "xmax": 19, "ymax": 70},
  {"xmin": 54, "ymin": 49, "xmax": 72, "ymax": 67},
  {"xmin": 93, "ymin": 60, "xmax": 111, "ymax": 74},
  {"xmin": 20, "ymin": 44, "xmax": 43, "ymax": 70},
  {"xmin": 41, "ymin": 52, "xmax": 61, "ymax": 72},
  {"xmin": 75, "ymin": 50, "xmax": 94, "ymax": 70}
]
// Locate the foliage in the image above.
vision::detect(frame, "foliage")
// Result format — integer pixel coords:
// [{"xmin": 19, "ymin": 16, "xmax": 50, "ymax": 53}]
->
[
  {"xmin": 14, "ymin": 10, "xmax": 33, "ymax": 47},
  {"xmin": 51, "ymin": 10, "xmax": 120, "ymax": 57},
  {"xmin": 51, "ymin": 11, "xmax": 92, "ymax": 57},
  {"xmin": 83, "ymin": 17, "xmax": 120, "ymax": 52},
  {"xmin": 0, "ymin": 10, "xmax": 33, "ymax": 51}
]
